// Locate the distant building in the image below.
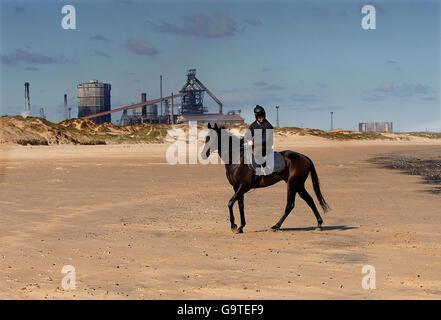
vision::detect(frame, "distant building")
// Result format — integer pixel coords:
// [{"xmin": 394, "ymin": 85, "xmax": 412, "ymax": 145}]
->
[
  {"xmin": 359, "ymin": 122, "xmax": 393, "ymax": 132},
  {"xmin": 176, "ymin": 113, "xmax": 245, "ymax": 125},
  {"xmin": 77, "ymin": 80, "xmax": 111, "ymax": 124}
]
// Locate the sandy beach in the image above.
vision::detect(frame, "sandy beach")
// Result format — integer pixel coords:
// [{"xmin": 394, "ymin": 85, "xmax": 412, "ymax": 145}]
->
[{"xmin": 1, "ymin": 136, "xmax": 441, "ymax": 299}]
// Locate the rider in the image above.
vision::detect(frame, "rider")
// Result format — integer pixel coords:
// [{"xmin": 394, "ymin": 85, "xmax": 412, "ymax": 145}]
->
[{"xmin": 248, "ymin": 105, "xmax": 274, "ymax": 158}]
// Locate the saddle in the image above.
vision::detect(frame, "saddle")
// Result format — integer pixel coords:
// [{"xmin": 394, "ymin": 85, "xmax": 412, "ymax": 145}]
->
[{"xmin": 248, "ymin": 152, "xmax": 286, "ymax": 176}]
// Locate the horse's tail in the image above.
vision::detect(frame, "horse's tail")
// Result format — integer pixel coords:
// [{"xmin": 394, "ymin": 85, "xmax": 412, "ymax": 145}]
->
[{"xmin": 307, "ymin": 157, "xmax": 330, "ymax": 213}]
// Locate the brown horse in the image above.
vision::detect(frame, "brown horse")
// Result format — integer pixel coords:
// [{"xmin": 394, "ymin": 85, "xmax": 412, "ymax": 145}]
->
[{"xmin": 202, "ymin": 123, "xmax": 330, "ymax": 234}]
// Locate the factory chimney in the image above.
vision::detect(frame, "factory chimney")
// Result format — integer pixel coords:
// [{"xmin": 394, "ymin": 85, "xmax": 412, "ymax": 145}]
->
[
  {"xmin": 160, "ymin": 75, "xmax": 163, "ymax": 116},
  {"xmin": 170, "ymin": 93, "xmax": 174, "ymax": 124},
  {"xmin": 141, "ymin": 93, "xmax": 147, "ymax": 117},
  {"xmin": 23, "ymin": 82, "xmax": 31, "ymax": 117},
  {"xmin": 64, "ymin": 94, "xmax": 68, "ymax": 120}
]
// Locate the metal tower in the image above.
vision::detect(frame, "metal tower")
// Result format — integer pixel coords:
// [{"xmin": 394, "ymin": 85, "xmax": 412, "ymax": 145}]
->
[
  {"xmin": 180, "ymin": 69, "xmax": 206, "ymax": 114},
  {"xmin": 179, "ymin": 69, "xmax": 223, "ymax": 114}
]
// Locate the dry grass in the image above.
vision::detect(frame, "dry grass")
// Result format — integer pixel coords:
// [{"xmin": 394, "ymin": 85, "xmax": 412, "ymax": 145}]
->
[
  {"xmin": 1, "ymin": 116, "xmax": 440, "ymax": 145},
  {"xmin": 407, "ymin": 132, "xmax": 441, "ymax": 139}
]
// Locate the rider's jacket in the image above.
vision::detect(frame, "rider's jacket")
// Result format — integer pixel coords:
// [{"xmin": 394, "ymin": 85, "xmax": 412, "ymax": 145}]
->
[{"xmin": 248, "ymin": 119, "xmax": 274, "ymax": 156}]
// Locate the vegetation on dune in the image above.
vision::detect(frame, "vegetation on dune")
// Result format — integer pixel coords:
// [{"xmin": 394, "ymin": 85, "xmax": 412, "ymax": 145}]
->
[
  {"xmin": 305, "ymin": 129, "xmax": 394, "ymax": 141},
  {"xmin": 407, "ymin": 132, "xmax": 441, "ymax": 139},
  {"xmin": 0, "ymin": 115, "xmax": 440, "ymax": 145},
  {"xmin": 0, "ymin": 116, "xmax": 167, "ymax": 145}
]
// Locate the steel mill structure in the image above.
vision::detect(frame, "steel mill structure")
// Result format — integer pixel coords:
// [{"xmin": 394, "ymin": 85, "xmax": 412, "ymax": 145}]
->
[
  {"xmin": 79, "ymin": 69, "xmax": 244, "ymax": 125},
  {"xmin": 77, "ymin": 80, "xmax": 111, "ymax": 124},
  {"xmin": 176, "ymin": 69, "xmax": 243, "ymax": 124}
]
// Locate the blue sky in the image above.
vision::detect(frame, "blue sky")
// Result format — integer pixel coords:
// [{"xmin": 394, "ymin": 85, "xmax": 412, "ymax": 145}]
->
[{"xmin": 1, "ymin": 0, "xmax": 440, "ymax": 131}]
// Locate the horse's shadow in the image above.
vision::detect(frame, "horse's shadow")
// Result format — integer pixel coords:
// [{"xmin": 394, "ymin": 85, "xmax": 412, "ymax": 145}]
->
[{"xmin": 254, "ymin": 225, "xmax": 357, "ymax": 233}]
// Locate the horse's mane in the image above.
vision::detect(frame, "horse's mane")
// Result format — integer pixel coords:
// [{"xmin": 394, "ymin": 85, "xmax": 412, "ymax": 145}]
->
[{"xmin": 217, "ymin": 125, "xmax": 244, "ymax": 151}]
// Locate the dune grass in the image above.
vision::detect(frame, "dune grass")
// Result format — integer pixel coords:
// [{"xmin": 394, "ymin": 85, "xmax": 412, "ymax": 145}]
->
[{"xmin": 1, "ymin": 115, "xmax": 440, "ymax": 145}]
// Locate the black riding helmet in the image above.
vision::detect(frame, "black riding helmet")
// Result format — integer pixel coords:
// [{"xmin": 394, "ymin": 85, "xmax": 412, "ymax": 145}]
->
[{"xmin": 254, "ymin": 105, "xmax": 266, "ymax": 121}]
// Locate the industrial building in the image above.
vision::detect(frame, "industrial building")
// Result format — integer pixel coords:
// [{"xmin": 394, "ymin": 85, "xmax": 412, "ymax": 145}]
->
[
  {"xmin": 77, "ymin": 80, "xmax": 111, "ymax": 124},
  {"xmin": 359, "ymin": 122, "xmax": 393, "ymax": 133},
  {"xmin": 120, "ymin": 92, "xmax": 170, "ymax": 125},
  {"xmin": 79, "ymin": 69, "xmax": 244, "ymax": 125}
]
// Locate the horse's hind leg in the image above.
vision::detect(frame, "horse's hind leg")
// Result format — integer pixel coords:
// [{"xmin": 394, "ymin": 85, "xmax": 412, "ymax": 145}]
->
[
  {"xmin": 298, "ymin": 187, "xmax": 323, "ymax": 230},
  {"xmin": 271, "ymin": 180, "xmax": 298, "ymax": 231},
  {"xmin": 229, "ymin": 186, "xmax": 239, "ymax": 232},
  {"xmin": 237, "ymin": 193, "xmax": 246, "ymax": 233}
]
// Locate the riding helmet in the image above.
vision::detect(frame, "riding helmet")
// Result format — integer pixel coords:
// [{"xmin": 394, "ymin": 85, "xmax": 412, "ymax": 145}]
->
[{"xmin": 254, "ymin": 105, "xmax": 266, "ymax": 120}]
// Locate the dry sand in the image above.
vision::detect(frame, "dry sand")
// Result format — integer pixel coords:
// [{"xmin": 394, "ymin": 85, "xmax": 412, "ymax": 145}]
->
[{"xmin": 1, "ymin": 135, "xmax": 441, "ymax": 299}]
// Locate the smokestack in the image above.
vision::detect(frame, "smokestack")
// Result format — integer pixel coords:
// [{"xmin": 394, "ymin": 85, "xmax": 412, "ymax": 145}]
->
[
  {"xmin": 170, "ymin": 93, "xmax": 174, "ymax": 124},
  {"xmin": 141, "ymin": 93, "xmax": 147, "ymax": 117},
  {"xmin": 64, "ymin": 94, "xmax": 68, "ymax": 120},
  {"xmin": 24, "ymin": 82, "xmax": 31, "ymax": 117},
  {"xmin": 160, "ymin": 75, "xmax": 163, "ymax": 116}
]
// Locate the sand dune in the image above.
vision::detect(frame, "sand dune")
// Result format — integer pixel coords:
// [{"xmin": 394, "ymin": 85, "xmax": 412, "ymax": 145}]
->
[{"xmin": 2, "ymin": 116, "xmax": 440, "ymax": 146}]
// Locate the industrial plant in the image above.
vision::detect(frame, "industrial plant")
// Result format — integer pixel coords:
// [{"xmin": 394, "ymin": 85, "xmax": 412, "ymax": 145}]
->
[
  {"xmin": 18, "ymin": 75, "xmax": 400, "ymax": 132},
  {"xmin": 17, "ymin": 69, "xmax": 244, "ymax": 126},
  {"xmin": 78, "ymin": 69, "xmax": 244, "ymax": 125}
]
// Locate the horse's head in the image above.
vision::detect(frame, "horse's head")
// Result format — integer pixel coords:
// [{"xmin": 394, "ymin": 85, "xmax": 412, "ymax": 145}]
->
[{"xmin": 202, "ymin": 123, "xmax": 223, "ymax": 159}]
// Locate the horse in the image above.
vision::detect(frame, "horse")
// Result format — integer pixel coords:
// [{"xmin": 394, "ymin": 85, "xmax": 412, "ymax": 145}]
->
[{"xmin": 201, "ymin": 123, "xmax": 330, "ymax": 234}]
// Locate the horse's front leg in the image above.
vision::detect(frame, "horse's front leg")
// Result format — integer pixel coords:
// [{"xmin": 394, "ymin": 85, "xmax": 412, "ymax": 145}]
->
[{"xmin": 228, "ymin": 185, "xmax": 248, "ymax": 233}]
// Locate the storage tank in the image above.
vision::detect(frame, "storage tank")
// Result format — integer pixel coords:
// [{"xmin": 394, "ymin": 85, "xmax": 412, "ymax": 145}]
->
[{"xmin": 77, "ymin": 80, "xmax": 111, "ymax": 124}]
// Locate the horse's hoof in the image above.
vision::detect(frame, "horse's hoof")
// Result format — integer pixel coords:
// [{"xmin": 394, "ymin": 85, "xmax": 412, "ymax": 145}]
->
[
  {"xmin": 233, "ymin": 228, "xmax": 243, "ymax": 234},
  {"xmin": 270, "ymin": 225, "xmax": 279, "ymax": 232},
  {"xmin": 316, "ymin": 225, "xmax": 323, "ymax": 231},
  {"xmin": 231, "ymin": 224, "xmax": 238, "ymax": 232}
]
